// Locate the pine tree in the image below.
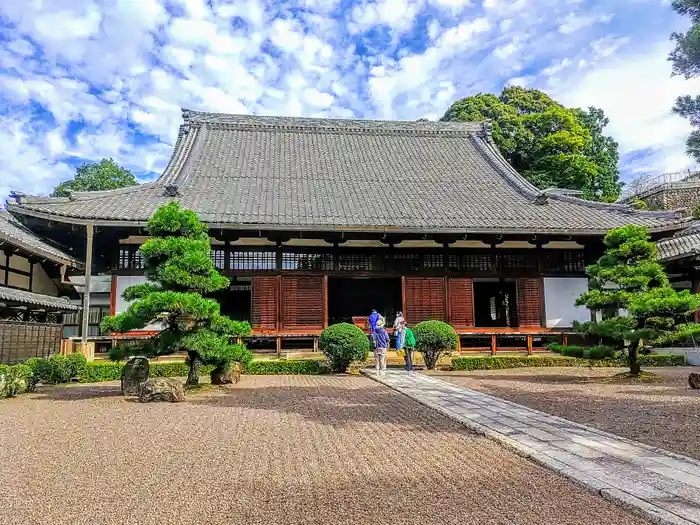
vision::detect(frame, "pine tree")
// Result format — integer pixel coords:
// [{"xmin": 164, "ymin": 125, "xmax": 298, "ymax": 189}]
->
[
  {"xmin": 102, "ymin": 203, "xmax": 252, "ymax": 385},
  {"xmin": 575, "ymin": 225, "xmax": 700, "ymax": 375}
]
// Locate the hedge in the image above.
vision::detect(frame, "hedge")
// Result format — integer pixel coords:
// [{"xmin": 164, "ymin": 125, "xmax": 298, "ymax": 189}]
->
[
  {"xmin": 79, "ymin": 359, "xmax": 327, "ymax": 383},
  {"xmin": 450, "ymin": 354, "xmax": 686, "ymax": 371},
  {"xmin": 245, "ymin": 359, "xmax": 327, "ymax": 375}
]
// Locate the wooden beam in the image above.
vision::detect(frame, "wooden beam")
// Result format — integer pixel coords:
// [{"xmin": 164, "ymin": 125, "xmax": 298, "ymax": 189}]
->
[{"xmin": 322, "ymin": 275, "xmax": 328, "ymax": 329}]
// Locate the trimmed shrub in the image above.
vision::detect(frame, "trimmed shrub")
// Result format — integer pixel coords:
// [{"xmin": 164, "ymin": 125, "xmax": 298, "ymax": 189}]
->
[
  {"xmin": 414, "ymin": 320, "xmax": 459, "ymax": 370},
  {"xmin": 67, "ymin": 352, "xmax": 88, "ymax": 379},
  {"xmin": 319, "ymin": 323, "xmax": 371, "ymax": 373},
  {"xmin": 637, "ymin": 354, "xmax": 685, "ymax": 366},
  {"xmin": 48, "ymin": 354, "xmax": 73, "ymax": 384},
  {"xmin": 245, "ymin": 359, "xmax": 327, "ymax": 375},
  {"xmin": 559, "ymin": 345, "xmax": 585, "ymax": 358},
  {"xmin": 0, "ymin": 364, "xmax": 32, "ymax": 398},
  {"xmin": 451, "ymin": 356, "xmax": 579, "ymax": 371},
  {"xmin": 25, "ymin": 358, "xmax": 53, "ymax": 391},
  {"xmin": 450, "ymin": 354, "xmax": 686, "ymax": 371},
  {"xmin": 585, "ymin": 345, "xmax": 616, "ymax": 360}
]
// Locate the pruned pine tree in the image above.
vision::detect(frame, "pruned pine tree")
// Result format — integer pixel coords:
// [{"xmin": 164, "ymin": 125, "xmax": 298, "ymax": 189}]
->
[
  {"xmin": 102, "ymin": 202, "xmax": 251, "ymax": 385},
  {"xmin": 575, "ymin": 225, "xmax": 700, "ymax": 375}
]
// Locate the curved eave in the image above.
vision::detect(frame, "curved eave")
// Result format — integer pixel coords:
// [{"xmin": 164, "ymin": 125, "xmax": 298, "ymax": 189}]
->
[{"xmin": 5, "ymin": 203, "xmax": 692, "ymax": 237}]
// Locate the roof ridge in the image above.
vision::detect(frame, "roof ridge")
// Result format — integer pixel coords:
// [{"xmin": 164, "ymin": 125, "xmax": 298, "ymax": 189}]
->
[
  {"xmin": 181, "ymin": 108, "xmax": 490, "ymax": 136},
  {"xmin": 548, "ymin": 192, "xmax": 686, "ymax": 219}
]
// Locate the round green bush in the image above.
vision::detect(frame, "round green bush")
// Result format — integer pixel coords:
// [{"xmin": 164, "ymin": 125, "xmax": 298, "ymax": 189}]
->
[
  {"xmin": 319, "ymin": 323, "xmax": 370, "ymax": 373},
  {"xmin": 67, "ymin": 352, "xmax": 88, "ymax": 378},
  {"xmin": 413, "ymin": 320, "xmax": 458, "ymax": 370},
  {"xmin": 0, "ymin": 364, "xmax": 32, "ymax": 398},
  {"xmin": 559, "ymin": 346, "xmax": 585, "ymax": 358},
  {"xmin": 48, "ymin": 354, "xmax": 74, "ymax": 384},
  {"xmin": 585, "ymin": 345, "xmax": 615, "ymax": 360},
  {"xmin": 25, "ymin": 358, "xmax": 53, "ymax": 391}
]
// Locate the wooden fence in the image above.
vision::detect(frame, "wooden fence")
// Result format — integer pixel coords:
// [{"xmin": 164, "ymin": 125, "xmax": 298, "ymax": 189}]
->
[{"xmin": 0, "ymin": 320, "xmax": 62, "ymax": 364}]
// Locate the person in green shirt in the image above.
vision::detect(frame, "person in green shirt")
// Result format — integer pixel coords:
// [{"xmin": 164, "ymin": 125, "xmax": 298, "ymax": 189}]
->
[{"xmin": 403, "ymin": 326, "xmax": 416, "ymax": 371}]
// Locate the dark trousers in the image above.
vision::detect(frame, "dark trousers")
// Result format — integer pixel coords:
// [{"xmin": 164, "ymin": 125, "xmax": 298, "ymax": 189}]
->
[{"xmin": 404, "ymin": 346, "xmax": 414, "ymax": 371}]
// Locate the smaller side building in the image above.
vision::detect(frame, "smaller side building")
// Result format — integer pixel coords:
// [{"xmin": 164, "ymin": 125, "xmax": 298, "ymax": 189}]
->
[{"xmin": 0, "ymin": 210, "xmax": 82, "ymax": 364}]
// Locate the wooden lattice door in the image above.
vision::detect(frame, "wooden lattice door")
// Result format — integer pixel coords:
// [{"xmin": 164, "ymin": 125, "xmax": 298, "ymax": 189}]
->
[
  {"xmin": 281, "ymin": 276, "xmax": 324, "ymax": 330},
  {"xmin": 447, "ymin": 277, "xmax": 474, "ymax": 328},
  {"xmin": 517, "ymin": 278, "xmax": 542, "ymax": 328},
  {"xmin": 403, "ymin": 277, "xmax": 446, "ymax": 324},
  {"xmin": 251, "ymin": 276, "xmax": 279, "ymax": 331}
]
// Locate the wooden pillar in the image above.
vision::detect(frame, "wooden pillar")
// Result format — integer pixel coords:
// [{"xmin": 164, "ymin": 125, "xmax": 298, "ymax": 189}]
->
[
  {"xmin": 491, "ymin": 334, "xmax": 497, "ymax": 355},
  {"xmin": 527, "ymin": 335, "xmax": 533, "ymax": 355},
  {"xmin": 109, "ymin": 274, "xmax": 118, "ymax": 316},
  {"xmin": 313, "ymin": 336, "xmax": 319, "ymax": 352},
  {"xmin": 276, "ymin": 336, "xmax": 282, "ymax": 358},
  {"xmin": 401, "ymin": 275, "xmax": 407, "ymax": 317},
  {"xmin": 693, "ymin": 274, "xmax": 700, "ymax": 323},
  {"xmin": 322, "ymin": 275, "xmax": 328, "ymax": 329},
  {"xmin": 562, "ymin": 334, "xmax": 569, "ymax": 347},
  {"xmin": 444, "ymin": 276, "xmax": 451, "ymax": 325},
  {"xmin": 224, "ymin": 240, "xmax": 231, "ymax": 271},
  {"xmin": 81, "ymin": 223, "xmax": 94, "ymax": 344},
  {"xmin": 276, "ymin": 274, "xmax": 282, "ymax": 331}
]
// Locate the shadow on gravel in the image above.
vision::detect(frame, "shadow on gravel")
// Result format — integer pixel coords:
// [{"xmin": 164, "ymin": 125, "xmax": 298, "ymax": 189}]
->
[
  {"xmin": 32, "ymin": 383, "xmax": 122, "ymax": 401},
  {"xmin": 186, "ymin": 383, "xmax": 461, "ymax": 431}
]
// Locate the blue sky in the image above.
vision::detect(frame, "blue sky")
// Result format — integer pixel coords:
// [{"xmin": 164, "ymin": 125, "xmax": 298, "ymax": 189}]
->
[{"xmin": 0, "ymin": 0, "xmax": 698, "ymax": 202}]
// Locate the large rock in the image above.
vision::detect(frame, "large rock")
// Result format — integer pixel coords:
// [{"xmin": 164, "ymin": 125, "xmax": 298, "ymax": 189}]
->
[
  {"xmin": 211, "ymin": 362, "xmax": 242, "ymax": 385},
  {"xmin": 689, "ymin": 373, "xmax": 700, "ymax": 390},
  {"xmin": 138, "ymin": 378, "xmax": 185, "ymax": 403},
  {"xmin": 121, "ymin": 357, "xmax": 150, "ymax": 396}
]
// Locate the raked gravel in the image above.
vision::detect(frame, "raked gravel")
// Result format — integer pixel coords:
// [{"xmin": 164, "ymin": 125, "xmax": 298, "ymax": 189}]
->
[
  {"xmin": 0, "ymin": 375, "xmax": 649, "ymax": 525},
  {"xmin": 435, "ymin": 366, "xmax": 700, "ymax": 460}
]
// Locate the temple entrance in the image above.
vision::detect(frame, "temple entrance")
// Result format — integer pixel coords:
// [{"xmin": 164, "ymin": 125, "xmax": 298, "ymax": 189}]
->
[
  {"xmin": 473, "ymin": 278, "xmax": 518, "ymax": 327},
  {"xmin": 211, "ymin": 277, "xmax": 252, "ymax": 322},
  {"xmin": 328, "ymin": 277, "xmax": 402, "ymax": 326}
]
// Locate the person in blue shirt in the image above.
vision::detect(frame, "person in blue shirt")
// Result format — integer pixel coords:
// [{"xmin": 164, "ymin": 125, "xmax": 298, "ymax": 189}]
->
[
  {"xmin": 369, "ymin": 309, "xmax": 380, "ymax": 334},
  {"xmin": 373, "ymin": 317, "xmax": 389, "ymax": 376}
]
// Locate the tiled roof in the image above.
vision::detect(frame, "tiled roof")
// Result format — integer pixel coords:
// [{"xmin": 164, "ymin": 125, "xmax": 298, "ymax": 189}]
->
[
  {"xmin": 0, "ymin": 285, "xmax": 79, "ymax": 311},
  {"xmin": 657, "ymin": 225, "xmax": 700, "ymax": 262},
  {"xmin": 6, "ymin": 110, "xmax": 690, "ymax": 235},
  {"xmin": 0, "ymin": 210, "xmax": 82, "ymax": 267}
]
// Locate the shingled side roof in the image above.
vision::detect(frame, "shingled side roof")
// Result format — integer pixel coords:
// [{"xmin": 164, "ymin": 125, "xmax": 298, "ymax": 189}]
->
[
  {"xmin": 0, "ymin": 285, "xmax": 79, "ymax": 311},
  {"xmin": 6, "ymin": 110, "xmax": 690, "ymax": 235},
  {"xmin": 0, "ymin": 210, "xmax": 82, "ymax": 268}
]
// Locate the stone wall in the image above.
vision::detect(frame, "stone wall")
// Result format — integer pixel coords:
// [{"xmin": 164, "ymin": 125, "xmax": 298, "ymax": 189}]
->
[{"xmin": 638, "ymin": 181, "xmax": 700, "ymax": 212}]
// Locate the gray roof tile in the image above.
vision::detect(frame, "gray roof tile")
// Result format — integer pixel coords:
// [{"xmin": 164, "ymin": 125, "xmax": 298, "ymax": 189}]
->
[
  {"xmin": 7, "ymin": 110, "xmax": 690, "ymax": 235},
  {"xmin": 658, "ymin": 231, "xmax": 700, "ymax": 262},
  {"xmin": 0, "ymin": 210, "xmax": 82, "ymax": 267},
  {"xmin": 0, "ymin": 285, "xmax": 79, "ymax": 311}
]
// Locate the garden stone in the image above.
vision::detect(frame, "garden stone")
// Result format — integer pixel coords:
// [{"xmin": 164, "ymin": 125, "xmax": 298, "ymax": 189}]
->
[
  {"xmin": 211, "ymin": 362, "xmax": 242, "ymax": 385},
  {"xmin": 689, "ymin": 373, "xmax": 700, "ymax": 390},
  {"xmin": 121, "ymin": 357, "xmax": 150, "ymax": 395},
  {"xmin": 138, "ymin": 378, "xmax": 184, "ymax": 403}
]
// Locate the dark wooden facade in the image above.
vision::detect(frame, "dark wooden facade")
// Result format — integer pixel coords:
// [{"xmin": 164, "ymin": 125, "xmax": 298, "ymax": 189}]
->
[{"xmin": 114, "ymin": 243, "xmax": 590, "ymax": 335}]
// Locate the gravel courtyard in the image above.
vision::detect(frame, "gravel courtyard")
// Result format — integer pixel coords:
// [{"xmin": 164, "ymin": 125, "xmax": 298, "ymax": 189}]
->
[
  {"xmin": 0, "ymin": 375, "xmax": 649, "ymax": 525},
  {"xmin": 435, "ymin": 366, "xmax": 700, "ymax": 459}
]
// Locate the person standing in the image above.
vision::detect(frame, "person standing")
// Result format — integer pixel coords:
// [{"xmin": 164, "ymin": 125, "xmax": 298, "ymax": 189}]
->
[
  {"xmin": 393, "ymin": 311, "xmax": 406, "ymax": 351},
  {"xmin": 369, "ymin": 309, "xmax": 380, "ymax": 341},
  {"xmin": 373, "ymin": 317, "xmax": 389, "ymax": 376},
  {"xmin": 403, "ymin": 326, "xmax": 416, "ymax": 372}
]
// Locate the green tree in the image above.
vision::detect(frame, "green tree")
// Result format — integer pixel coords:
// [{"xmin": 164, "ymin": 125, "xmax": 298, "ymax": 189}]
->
[
  {"xmin": 441, "ymin": 87, "xmax": 621, "ymax": 201},
  {"xmin": 669, "ymin": 0, "xmax": 700, "ymax": 161},
  {"xmin": 574, "ymin": 225, "xmax": 700, "ymax": 375},
  {"xmin": 51, "ymin": 158, "xmax": 137, "ymax": 197},
  {"xmin": 102, "ymin": 202, "xmax": 252, "ymax": 385}
]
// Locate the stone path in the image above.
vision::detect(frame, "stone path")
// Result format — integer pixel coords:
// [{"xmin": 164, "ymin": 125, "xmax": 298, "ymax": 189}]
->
[{"xmin": 364, "ymin": 370, "xmax": 700, "ymax": 525}]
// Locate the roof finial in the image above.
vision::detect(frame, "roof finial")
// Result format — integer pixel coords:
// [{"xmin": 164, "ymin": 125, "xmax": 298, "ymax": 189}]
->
[
  {"xmin": 533, "ymin": 194, "xmax": 549, "ymax": 205},
  {"xmin": 163, "ymin": 185, "xmax": 180, "ymax": 197}
]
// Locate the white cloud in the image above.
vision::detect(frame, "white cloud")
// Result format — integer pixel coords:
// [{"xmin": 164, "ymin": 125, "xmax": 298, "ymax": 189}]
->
[
  {"xmin": 0, "ymin": 0, "xmax": 696, "ymax": 202},
  {"xmin": 548, "ymin": 40, "xmax": 700, "ymax": 176},
  {"xmin": 559, "ymin": 12, "xmax": 613, "ymax": 34}
]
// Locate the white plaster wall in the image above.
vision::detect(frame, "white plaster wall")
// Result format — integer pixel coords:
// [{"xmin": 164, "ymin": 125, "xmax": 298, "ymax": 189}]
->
[
  {"xmin": 543, "ymin": 277, "xmax": 590, "ymax": 328},
  {"xmin": 31, "ymin": 264, "xmax": 57, "ymax": 295},
  {"xmin": 115, "ymin": 275, "xmax": 161, "ymax": 330}
]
